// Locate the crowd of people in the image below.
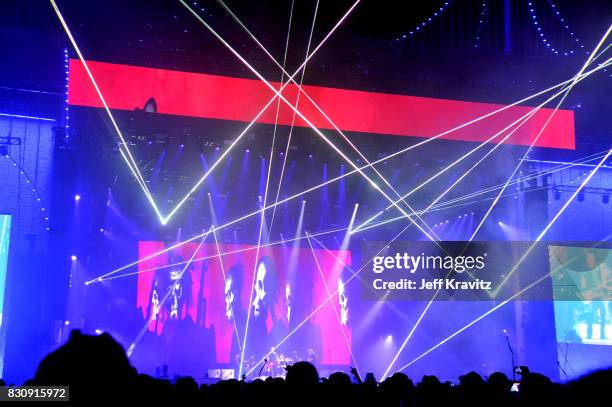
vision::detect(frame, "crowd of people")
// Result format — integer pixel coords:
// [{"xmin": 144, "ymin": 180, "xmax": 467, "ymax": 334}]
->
[{"xmin": 2, "ymin": 330, "xmax": 609, "ymax": 405}]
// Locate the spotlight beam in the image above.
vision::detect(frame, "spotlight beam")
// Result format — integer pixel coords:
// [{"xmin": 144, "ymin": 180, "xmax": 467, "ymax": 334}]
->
[
  {"xmin": 306, "ymin": 232, "xmax": 362, "ymax": 378},
  {"xmin": 50, "ymin": 0, "xmax": 164, "ymax": 223},
  {"xmin": 352, "ymin": 55, "xmax": 611, "ymax": 234},
  {"xmin": 216, "ymin": 0, "xmax": 439, "ymax": 241},
  {"xmin": 207, "ymin": 193, "xmax": 219, "ymax": 226},
  {"xmin": 179, "ymin": 0, "xmax": 440, "ymax": 244},
  {"xmin": 348, "ymin": 203, "xmax": 359, "ymax": 233},
  {"xmin": 244, "ymin": 223, "xmax": 413, "ymax": 377}
]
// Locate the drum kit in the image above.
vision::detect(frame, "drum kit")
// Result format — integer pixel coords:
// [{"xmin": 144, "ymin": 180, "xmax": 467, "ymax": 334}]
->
[
  {"xmin": 242, "ymin": 349, "xmax": 318, "ymax": 379},
  {"xmin": 262, "ymin": 351, "xmax": 297, "ymax": 377}
]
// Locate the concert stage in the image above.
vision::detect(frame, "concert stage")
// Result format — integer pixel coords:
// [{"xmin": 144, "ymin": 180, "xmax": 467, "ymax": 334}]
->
[{"xmin": 0, "ymin": 0, "xmax": 611, "ymax": 388}]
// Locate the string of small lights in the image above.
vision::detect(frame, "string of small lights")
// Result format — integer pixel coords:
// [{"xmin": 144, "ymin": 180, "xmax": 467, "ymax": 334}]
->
[
  {"xmin": 3, "ymin": 154, "xmax": 51, "ymax": 230},
  {"xmin": 64, "ymin": 48, "xmax": 70, "ymax": 142},
  {"xmin": 527, "ymin": 0, "xmax": 585, "ymax": 56},
  {"xmin": 394, "ymin": 1, "xmax": 454, "ymax": 42},
  {"xmin": 474, "ymin": 1, "xmax": 488, "ymax": 48},
  {"xmin": 546, "ymin": 0, "xmax": 584, "ymax": 46}
]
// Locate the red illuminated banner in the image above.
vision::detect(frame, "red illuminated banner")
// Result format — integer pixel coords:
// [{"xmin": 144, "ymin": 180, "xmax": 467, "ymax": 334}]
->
[{"xmin": 68, "ymin": 59, "xmax": 575, "ymax": 150}]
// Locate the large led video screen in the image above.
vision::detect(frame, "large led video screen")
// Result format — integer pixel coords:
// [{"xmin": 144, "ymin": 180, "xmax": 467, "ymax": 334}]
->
[
  {"xmin": 550, "ymin": 244, "xmax": 612, "ymax": 378},
  {"xmin": 551, "ymin": 245, "xmax": 612, "ymax": 346},
  {"xmin": 0, "ymin": 215, "xmax": 12, "ymax": 377},
  {"xmin": 129, "ymin": 241, "xmax": 353, "ymax": 377}
]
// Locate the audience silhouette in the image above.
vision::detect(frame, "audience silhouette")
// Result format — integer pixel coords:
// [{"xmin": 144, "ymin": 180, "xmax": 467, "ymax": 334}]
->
[{"xmin": 3, "ymin": 330, "xmax": 609, "ymax": 405}]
